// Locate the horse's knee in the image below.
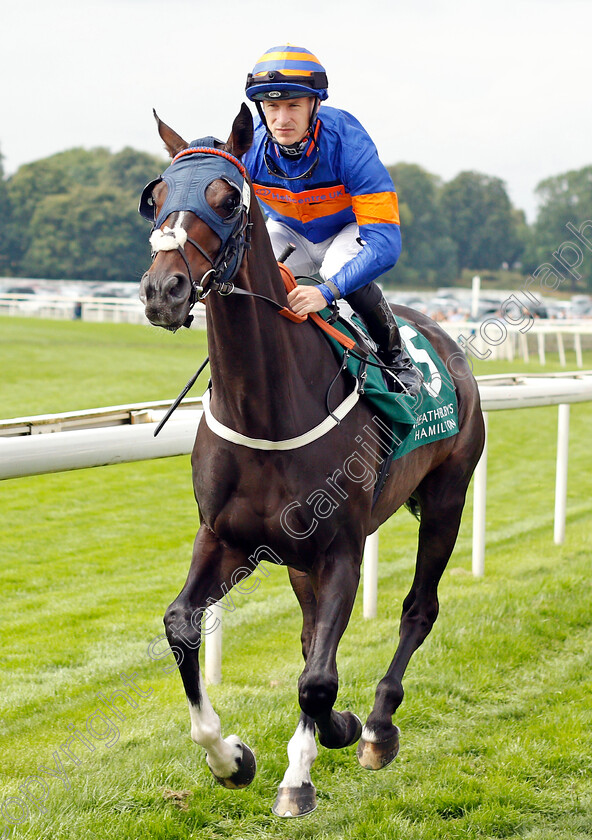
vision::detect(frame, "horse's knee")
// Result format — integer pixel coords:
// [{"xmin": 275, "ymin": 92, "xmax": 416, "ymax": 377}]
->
[
  {"xmin": 163, "ymin": 600, "xmax": 183, "ymax": 633},
  {"xmin": 298, "ymin": 670, "xmax": 338, "ymax": 717},
  {"xmin": 164, "ymin": 599, "xmax": 201, "ymax": 650}
]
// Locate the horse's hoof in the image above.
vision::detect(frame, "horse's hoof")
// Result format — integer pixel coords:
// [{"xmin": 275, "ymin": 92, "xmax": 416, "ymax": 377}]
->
[
  {"xmin": 211, "ymin": 743, "xmax": 257, "ymax": 789},
  {"xmin": 317, "ymin": 711, "xmax": 362, "ymax": 749},
  {"xmin": 272, "ymin": 782, "xmax": 317, "ymax": 818},
  {"xmin": 357, "ymin": 726, "xmax": 400, "ymax": 770},
  {"xmin": 342, "ymin": 711, "xmax": 363, "ymax": 747}
]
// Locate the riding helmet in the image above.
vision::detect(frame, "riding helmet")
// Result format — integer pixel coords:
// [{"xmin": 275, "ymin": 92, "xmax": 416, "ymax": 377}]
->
[{"xmin": 245, "ymin": 45, "xmax": 329, "ymax": 101}]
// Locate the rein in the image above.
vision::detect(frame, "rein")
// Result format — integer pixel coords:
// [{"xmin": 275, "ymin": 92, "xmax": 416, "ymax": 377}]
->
[
  {"xmin": 145, "ymin": 145, "xmax": 357, "ymax": 349},
  {"xmin": 146, "ymin": 147, "xmax": 406, "ymax": 442},
  {"xmin": 150, "ymin": 219, "xmax": 358, "ymax": 353}
]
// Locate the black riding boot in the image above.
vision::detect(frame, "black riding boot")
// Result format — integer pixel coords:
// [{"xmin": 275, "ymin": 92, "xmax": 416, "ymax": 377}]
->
[{"xmin": 360, "ymin": 295, "xmax": 422, "ymax": 396}]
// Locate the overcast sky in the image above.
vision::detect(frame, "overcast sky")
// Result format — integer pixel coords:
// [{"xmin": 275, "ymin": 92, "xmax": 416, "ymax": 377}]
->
[{"xmin": 1, "ymin": 0, "xmax": 589, "ymax": 221}]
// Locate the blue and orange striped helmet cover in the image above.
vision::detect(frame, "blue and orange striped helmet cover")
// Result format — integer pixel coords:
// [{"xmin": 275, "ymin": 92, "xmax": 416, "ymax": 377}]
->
[{"xmin": 245, "ymin": 45, "xmax": 328, "ymax": 101}]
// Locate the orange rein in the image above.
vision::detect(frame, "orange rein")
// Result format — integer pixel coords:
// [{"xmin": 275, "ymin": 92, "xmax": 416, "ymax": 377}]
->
[{"xmin": 277, "ymin": 263, "xmax": 356, "ymax": 351}]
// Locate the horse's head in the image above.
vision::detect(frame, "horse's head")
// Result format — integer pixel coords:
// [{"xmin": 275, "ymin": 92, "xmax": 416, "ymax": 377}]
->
[{"xmin": 138, "ymin": 106, "xmax": 253, "ymax": 330}]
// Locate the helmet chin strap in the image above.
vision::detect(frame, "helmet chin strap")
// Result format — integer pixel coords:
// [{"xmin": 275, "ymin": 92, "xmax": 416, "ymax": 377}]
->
[{"xmin": 274, "ymin": 135, "xmax": 311, "ymax": 158}]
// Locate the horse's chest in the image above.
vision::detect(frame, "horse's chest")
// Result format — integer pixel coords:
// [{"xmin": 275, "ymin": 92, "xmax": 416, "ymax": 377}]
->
[{"xmin": 193, "ymin": 446, "xmax": 299, "ymax": 542}]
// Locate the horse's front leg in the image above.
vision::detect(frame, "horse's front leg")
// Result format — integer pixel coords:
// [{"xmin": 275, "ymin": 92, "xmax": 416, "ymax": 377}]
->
[
  {"xmin": 164, "ymin": 525, "xmax": 256, "ymax": 788},
  {"xmin": 274, "ymin": 560, "xmax": 360, "ymax": 818},
  {"xmin": 297, "ymin": 552, "xmax": 362, "ymax": 751}
]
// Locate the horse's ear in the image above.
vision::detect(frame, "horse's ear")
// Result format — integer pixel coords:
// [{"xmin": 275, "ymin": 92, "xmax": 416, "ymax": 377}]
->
[
  {"xmin": 226, "ymin": 103, "xmax": 254, "ymax": 159},
  {"xmin": 153, "ymin": 109, "xmax": 189, "ymax": 158}
]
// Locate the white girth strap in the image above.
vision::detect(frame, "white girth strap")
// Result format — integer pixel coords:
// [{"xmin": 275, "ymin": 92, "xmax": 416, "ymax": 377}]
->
[{"xmin": 201, "ymin": 385, "xmax": 360, "ymax": 450}]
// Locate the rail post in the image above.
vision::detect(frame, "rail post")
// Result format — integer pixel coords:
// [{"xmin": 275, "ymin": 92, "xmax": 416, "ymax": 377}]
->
[
  {"xmin": 363, "ymin": 531, "xmax": 379, "ymax": 618},
  {"xmin": 205, "ymin": 603, "xmax": 223, "ymax": 685},
  {"xmin": 554, "ymin": 403, "xmax": 570, "ymax": 545},
  {"xmin": 472, "ymin": 412, "xmax": 489, "ymax": 577}
]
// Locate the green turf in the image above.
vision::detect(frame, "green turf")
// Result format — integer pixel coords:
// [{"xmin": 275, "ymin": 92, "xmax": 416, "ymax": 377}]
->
[
  {"xmin": 0, "ymin": 317, "xmax": 209, "ymax": 418},
  {"xmin": 1, "ymin": 317, "xmax": 592, "ymax": 839}
]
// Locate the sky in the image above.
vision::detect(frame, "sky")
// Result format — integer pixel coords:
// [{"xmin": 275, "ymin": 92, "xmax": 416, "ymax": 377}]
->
[{"xmin": 1, "ymin": 0, "xmax": 590, "ymax": 221}]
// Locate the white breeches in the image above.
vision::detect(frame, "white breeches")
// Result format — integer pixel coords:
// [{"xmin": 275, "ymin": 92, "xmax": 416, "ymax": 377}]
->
[{"xmin": 266, "ymin": 219, "xmax": 362, "ymax": 285}]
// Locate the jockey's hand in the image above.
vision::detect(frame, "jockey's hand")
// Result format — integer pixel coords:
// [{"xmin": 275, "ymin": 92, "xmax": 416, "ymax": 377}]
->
[{"xmin": 287, "ymin": 285, "xmax": 328, "ymax": 316}]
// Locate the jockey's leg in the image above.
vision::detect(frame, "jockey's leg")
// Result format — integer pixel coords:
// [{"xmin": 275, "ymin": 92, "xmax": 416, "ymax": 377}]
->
[
  {"xmin": 346, "ymin": 283, "xmax": 421, "ymax": 396},
  {"xmin": 266, "ymin": 219, "xmax": 320, "ymax": 276},
  {"xmin": 318, "ymin": 225, "xmax": 421, "ymax": 395},
  {"xmin": 318, "ymin": 222, "xmax": 363, "ymax": 292}
]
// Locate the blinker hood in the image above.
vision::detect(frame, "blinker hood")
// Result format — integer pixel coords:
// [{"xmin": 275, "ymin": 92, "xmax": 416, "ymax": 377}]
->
[{"xmin": 138, "ymin": 137, "xmax": 250, "ymax": 252}]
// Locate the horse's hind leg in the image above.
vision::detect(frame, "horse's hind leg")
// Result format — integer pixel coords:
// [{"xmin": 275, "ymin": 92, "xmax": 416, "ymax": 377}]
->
[
  {"xmin": 273, "ymin": 569, "xmax": 318, "ymax": 817},
  {"xmin": 358, "ymin": 469, "xmax": 470, "ymax": 771},
  {"xmin": 163, "ymin": 525, "xmax": 257, "ymax": 789},
  {"xmin": 274, "ymin": 560, "xmax": 363, "ymax": 817}
]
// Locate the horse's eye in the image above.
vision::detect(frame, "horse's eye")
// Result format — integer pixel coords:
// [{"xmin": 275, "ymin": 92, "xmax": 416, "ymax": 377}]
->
[{"xmin": 225, "ymin": 193, "xmax": 240, "ymax": 216}]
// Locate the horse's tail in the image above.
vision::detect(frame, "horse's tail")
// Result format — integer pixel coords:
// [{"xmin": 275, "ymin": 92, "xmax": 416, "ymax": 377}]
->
[{"xmin": 404, "ymin": 496, "xmax": 421, "ymax": 520}]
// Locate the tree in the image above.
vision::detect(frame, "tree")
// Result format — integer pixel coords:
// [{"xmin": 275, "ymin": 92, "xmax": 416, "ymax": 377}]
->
[
  {"xmin": 5, "ymin": 154, "xmax": 78, "ymax": 272},
  {"xmin": 439, "ymin": 171, "xmax": 524, "ymax": 272},
  {"xmin": 0, "ymin": 147, "xmax": 11, "ymax": 274},
  {"xmin": 108, "ymin": 147, "xmax": 164, "ymax": 194},
  {"xmin": 383, "ymin": 163, "xmax": 458, "ymax": 287},
  {"xmin": 20, "ymin": 184, "xmax": 152, "ymax": 283},
  {"xmin": 3, "ymin": 146, "xmax": 166, "ymax": 282},
  {"xmin": 525, "ymin": 166, "xmax": 592, "ymax": 291}
]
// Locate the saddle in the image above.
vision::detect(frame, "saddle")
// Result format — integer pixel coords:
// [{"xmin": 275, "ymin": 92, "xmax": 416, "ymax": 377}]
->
[
  {"xmin": 277, "ymin": 262, "xmax": 460, "ymax": 461},
  {"xmin": 276, "ymin": 262, "xmax": 459, "ymax": 504}
]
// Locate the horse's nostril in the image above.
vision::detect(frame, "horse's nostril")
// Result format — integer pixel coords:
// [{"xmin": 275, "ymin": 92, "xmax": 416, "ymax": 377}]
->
[
  {"xmin": 164, "ymin": 273, "xmax": 189, "ymax": 300},
  {"xmin": 139, "ymin": 273, "xmax": 154, "ymax": 304}
]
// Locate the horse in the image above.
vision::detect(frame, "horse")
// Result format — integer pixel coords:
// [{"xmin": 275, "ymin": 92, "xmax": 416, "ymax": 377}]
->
[{"xmin": 138, "ymin": 104, "xmax": 485, "ymax": 817}]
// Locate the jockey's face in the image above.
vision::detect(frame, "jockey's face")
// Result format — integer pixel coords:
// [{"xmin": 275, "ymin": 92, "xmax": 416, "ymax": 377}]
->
[{"xmin": 262, "ymin": 97, "xmax": 315, "ymax": 145}]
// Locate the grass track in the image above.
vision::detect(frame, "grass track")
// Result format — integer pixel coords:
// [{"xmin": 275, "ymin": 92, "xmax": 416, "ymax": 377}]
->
[{"xmin": 1, "ymin": 317, "xmax": 592, "ymax": 839}]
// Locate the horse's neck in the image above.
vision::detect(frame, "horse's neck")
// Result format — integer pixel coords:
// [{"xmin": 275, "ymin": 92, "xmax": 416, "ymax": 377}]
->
[{"xmin": 205, "ymin": 217, "xmax": 341, "ymax": 439}]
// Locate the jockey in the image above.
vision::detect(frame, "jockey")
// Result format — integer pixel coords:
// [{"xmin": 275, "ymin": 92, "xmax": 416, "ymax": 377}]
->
[{"xmin": 243, "ymin": 44, "xmax": 420, "ymax": 395}]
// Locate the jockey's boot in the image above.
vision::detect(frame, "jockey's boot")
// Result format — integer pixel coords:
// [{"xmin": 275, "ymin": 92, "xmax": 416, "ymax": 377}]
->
[{"xmin": 360, "ymin": 296, "xmax": 422, "ymax": 396}]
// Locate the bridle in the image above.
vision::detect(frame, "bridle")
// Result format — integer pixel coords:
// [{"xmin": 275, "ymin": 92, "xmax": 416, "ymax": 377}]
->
[
  {"xmin": 140, "ymin": 143, "xmax": 418, "ymax": 442},
  {"xmin": 140, "ymin": 148, "xmax": 369, "ymax": 343},
  {"xmin": 141, "ymin": 145, "xmax": 323, "ymax": 329},
  {"xmin": 147, "ymin": 213, "xmax": 309, "ymax": 330},
  {"xmin": 148, "ymin": 214, "xmax": 252, "ymax": 322},
  {"xmin": 140, "ymin": 145, "xmax": 254, "ymax": 324},
  {"xmin": 140, "ymin": 144, "xmax": 386, "ymax": 362}
]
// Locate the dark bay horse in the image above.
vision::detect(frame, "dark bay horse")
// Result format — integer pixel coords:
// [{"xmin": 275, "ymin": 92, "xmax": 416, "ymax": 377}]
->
[{"xmin": 138, "ymin": 104, "xmax": 485, "ymax": 817}]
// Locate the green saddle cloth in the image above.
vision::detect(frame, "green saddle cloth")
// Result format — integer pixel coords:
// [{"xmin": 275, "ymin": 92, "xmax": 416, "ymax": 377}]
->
[{"xmin": 323, "ymin": 313, "xmax": 459, "ymax": 461}]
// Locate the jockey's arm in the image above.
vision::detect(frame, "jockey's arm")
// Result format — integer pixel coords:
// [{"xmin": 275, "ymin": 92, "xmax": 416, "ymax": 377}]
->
[
  {"xmin": 287, "ymin": 284, "xmax": 327, "ymax": 315},
  {"xmin": 318, "ymin": 221, "xmax": 401, "ymax": 304},
  {"xmin": 287, "ymin": 221, "xmax": 402, "ymax": 315},
  {"xmin": 301, "ymin": 138, "xmax": 401, "ymax": 310}
]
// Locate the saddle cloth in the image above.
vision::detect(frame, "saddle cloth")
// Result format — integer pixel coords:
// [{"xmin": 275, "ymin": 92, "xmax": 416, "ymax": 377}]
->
[{"xmin": 320, "ymin": 310, "xmax": 459, "ymax": 461}]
